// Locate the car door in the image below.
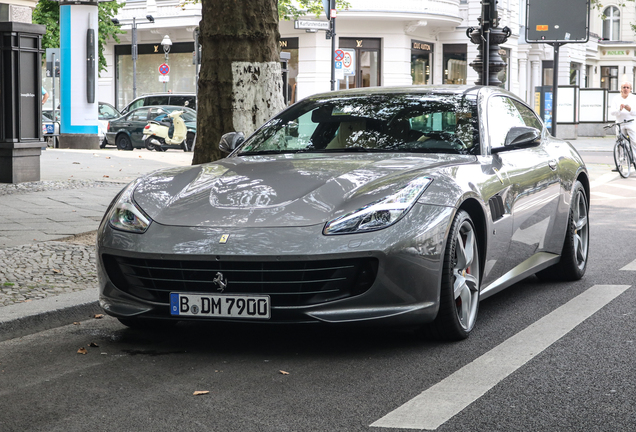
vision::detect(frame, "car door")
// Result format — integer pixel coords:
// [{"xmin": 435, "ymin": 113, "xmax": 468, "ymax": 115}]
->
[
  {"xmin": 128, "ymin": 108, "xmax": 151, "ymax": 146},
  {"xmin": 487, "ymin": 96, "xmax": 561, "ymax": 271}
]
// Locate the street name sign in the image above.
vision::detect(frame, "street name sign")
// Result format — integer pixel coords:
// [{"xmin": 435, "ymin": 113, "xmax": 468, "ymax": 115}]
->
[{"xmin": 294, "ymin": 20, "xmax": 330, "ymax": 31}]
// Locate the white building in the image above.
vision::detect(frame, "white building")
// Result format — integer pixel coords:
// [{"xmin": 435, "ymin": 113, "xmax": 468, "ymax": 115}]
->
[{"xmin": 96, "ymin": 0, "xmax": 636, "ymax": 136}]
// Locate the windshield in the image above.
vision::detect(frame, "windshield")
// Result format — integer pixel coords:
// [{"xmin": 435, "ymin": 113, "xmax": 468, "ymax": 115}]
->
[{"xmin": 238, "ymin": 93, "xmax": 479, "ymax": 155}]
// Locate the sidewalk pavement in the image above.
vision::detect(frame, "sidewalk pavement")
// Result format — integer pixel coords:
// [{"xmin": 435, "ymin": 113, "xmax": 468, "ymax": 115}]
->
[{"xmin": 0, "ymin": 138, "xmax": 619, "ymax": 341}]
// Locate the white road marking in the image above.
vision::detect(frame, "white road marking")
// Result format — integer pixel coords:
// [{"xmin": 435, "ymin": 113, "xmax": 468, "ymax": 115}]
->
[
  {"xmin": 591, "ymin": 191, "xmax": 631, "ymax": 200},
  {"xmin": 606, "ymin": 182, "xmax": 636, "ymax": 191},
  {"xmin": 591, "ymin": 172, "xmax": 620, "ymax": 188},
  {"xmin": 370, "ymin": 285, "xmax": 630, "ymax": 430},
  {"xmin": 620, "ymin": 259, "xmax": 636, "ymax": 271}
]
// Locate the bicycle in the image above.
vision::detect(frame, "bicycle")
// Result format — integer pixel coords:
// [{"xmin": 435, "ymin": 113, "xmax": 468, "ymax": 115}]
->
[{"xmin": 605, "ymin": 119, "xmax": 636, "ymax": 178}]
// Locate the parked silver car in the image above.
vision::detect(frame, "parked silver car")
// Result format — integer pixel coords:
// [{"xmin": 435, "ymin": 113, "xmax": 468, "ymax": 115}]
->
[{"xmin": 97, "ymin": 85, "xmax": 589, "ymax": 341}]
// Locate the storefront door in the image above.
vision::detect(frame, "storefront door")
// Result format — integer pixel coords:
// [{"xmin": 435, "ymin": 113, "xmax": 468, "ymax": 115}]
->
[{"xmin": 338, "ymin": 38, "xmax": 381, "ymax": 89}]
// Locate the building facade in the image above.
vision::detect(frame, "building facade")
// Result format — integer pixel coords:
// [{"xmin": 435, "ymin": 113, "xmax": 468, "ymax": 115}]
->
[{"xmin": 97, "ymin": 0, "xmax": 636, "ymax": 134}]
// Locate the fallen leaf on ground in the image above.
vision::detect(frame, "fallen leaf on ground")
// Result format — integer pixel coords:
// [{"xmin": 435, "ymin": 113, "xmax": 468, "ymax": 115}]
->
[
  {"xmin": 193, "ymin": 391, "xmax": 210, "ymax": 396},
  {"xmin": 279, "ymin": 370, "xmax": 290, "ymax": 375},
  {"xmin": 73, "ymin": 322, "xmax": 81, "ymax": 325},
  {"xmin": 106, "ymin": 157, "xmax": 111, "ymax": 159},
  {"xmin": 103, "ymin": 175, "xmax": 109, "ymax": 178},
  {"xmin": 77, "ymin": 348, "xmax": 87, "ymax": 355},
  {"xmin": 52, "ymin": 269, "xmax": 60, "ymax": 273},
  {"xmin": 89, "ymin": 342, "xmax": 99, "ymax": 347},
  {"xmin": 94, "ymin": 314, "xmax": 104, "ymax": 319},
  {"xmin": 73, "ymin": 162, "xmax": 80, "ymax": 164}
]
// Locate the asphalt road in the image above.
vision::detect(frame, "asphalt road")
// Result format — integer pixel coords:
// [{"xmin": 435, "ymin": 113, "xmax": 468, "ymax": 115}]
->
[{"xmin": 2, "ymin": 150, "xmax": 636, "ymax": 431}]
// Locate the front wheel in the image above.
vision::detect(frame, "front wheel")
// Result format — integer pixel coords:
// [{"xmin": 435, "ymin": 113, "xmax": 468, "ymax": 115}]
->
[
  {"xmin": 116, "ymin": 134, "xmax": 133, "ymax": 151},
  {"xmin": 422, "ymin": 209, "xmax": 480, "ymax": 341},
  {"xmin": 614, "ymin": 140, "xmax": 631, "ymax": 178}
]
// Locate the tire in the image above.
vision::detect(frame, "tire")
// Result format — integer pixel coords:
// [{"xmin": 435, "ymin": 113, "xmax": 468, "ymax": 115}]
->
[
  {"xmin": 144, "ymin": 139, "xmax": 156, "ymax": 151},
  {"xmin": 116, "ymin": 134, "xmax": 133, "ymax": 151},
  {"xmin": 613, "ymin": 140, "xmax": 631, "ymax": 178},
  {"xmin": 99, "ymin": 138, "xmax": 107, "ymax": 149},
  {"xmin": 422, "ymin": 210, "xmax": 481, "ymax": 341},
  {"xmin": 117, "ymin": 317, "xmax": 178, "ymax": 331},
  {"xmin": 536, "ymin": 181, "xmax": 589, "ymax": 281},
  {"xmin": 182, "ymin": 132, "xmax": 195, "ymax": 152}
]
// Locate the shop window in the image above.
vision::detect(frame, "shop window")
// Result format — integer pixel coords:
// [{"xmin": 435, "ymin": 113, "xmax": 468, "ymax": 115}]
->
[
  {"xmin": 542, "ymin": 61, "xmax": 553, "ymax": 86},
  {"xmin": 601, "ymin": 66, "xmax": 618, "ymax": 91},
  {"xmin": 603, "ymin": 6, "xmax": 620, "ymax": 41},
  {"xmin": 411, "ymin": 40, "xmax": 433, "ymax": 85},
  {"xmin": 338, "ymin": 38, "xmax": 381, "ymax": 89},
  {"xmin": 585, "ymin": 65, "xmax": 593, "ymax": 88},
  {"xmin": 443, "ymin": 44, "xmax": 467, "ymax": 85},
  {"xmin": 570, "ymin": 63, "xmax": 581, "ymax": 86},
  {"xmin": 280, "ymin": 38, "xmax": 298, "ymax": 105}
]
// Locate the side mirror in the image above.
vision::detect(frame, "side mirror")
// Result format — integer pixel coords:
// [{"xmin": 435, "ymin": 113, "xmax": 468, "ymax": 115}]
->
[
  {"xmin": 493, "ymin": 127, "xmax": 541, "ymax": 153},
  {"xmin": 219, "ymin": 131, "xmax": 245, "ymax": 153},
  {"xmin": 504, "ymin": 126, "xmax": 541, "ymax": 148}
]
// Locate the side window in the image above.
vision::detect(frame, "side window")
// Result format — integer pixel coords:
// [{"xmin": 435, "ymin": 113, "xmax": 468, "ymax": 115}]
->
[
  {"xmin": 169, "ymin": 96, "xmax": 196, "ymax": 109},
  {"xmin": 511, "ymin": 100, "xmax": 543, "ymax": 130},
  {"xmin": 145, "ymin": 96, "xmax": 168, "ymax": 106},
  {"xmin": 487, "ymin": 96, "xmax": 525, "ymax": 150},
  {"xmin": 127, "ymin": 99, "xmax": 144, "ymax": 112},
  {"xmin": 130, "ymin": 108, "xmax": 150, "ymax": 122}
]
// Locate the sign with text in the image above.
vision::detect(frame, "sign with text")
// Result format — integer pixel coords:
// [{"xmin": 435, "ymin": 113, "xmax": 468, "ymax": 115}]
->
[{"xmin": 294, "ymin": 20, "xmax": 330, "ymax": 30}]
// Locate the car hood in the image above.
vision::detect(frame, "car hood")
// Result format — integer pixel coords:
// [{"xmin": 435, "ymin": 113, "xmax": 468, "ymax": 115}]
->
[{"xmin": 133, "ymin": 153, "xmax": 474, "ymax": 228}]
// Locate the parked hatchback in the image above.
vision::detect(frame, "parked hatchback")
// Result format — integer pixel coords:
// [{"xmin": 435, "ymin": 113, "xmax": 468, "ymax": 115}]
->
[{"xmin": 120, "ymin": 93, "xmax": 196, "ymax": 116}]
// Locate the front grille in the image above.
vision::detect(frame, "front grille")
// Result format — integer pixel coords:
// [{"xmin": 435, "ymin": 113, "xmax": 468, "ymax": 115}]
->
[{"xmin": 102, "ymin": 254, "xmax": 378, "ymax": 307}]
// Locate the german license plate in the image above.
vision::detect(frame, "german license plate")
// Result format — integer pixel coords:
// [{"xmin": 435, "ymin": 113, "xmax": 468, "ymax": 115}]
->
[{"xmin": 170, "ymin": 293, "xmax": 270, "ymax": 319}]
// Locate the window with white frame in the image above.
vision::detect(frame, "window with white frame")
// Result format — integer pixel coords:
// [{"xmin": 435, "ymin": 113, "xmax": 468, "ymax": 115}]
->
[{"xmin": 603, "ymin": 6, "xmax": 620, "ymax": 41}]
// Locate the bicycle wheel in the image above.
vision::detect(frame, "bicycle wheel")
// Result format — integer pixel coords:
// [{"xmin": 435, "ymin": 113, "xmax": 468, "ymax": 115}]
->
[{"xmin": 614, "ymin": 140, "xmax": 631, "ymax": 178}]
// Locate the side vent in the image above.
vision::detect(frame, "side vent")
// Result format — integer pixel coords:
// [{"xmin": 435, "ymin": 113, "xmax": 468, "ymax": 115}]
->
[{"xmin": 488, "ymin": 194, "xmax": 505, "ymax": 222}]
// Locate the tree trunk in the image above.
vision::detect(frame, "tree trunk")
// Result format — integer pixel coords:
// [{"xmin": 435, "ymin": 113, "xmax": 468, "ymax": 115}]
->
[{"xmin": 193, "ymin": 0, "xmax": 285, "ymax": 165}]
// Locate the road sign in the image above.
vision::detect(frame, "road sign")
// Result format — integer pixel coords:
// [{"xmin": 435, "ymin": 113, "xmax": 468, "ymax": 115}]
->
[
  {"xmin": 294, "ymin": 20, "xmax": 330, "ymax": 30},
  {"xmin": 159, "ymin": 75, "xmax": 170, "ymax": 82},
  {"xmin": 334, "ymin": 49, "xmax": 344, "ymax": 61},
  {"xmin": 342, "ymin": 49, "xmax": 356, "ymax": 76},
  {"xmin": 159, "ymin": 63, "xmax": 170, "ymax": 75}
]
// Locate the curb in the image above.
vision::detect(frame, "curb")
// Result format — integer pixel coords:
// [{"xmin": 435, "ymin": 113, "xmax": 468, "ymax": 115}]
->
[{"xmin": 0, "ymin": 290, "xmax": 102, "ymax": 342}]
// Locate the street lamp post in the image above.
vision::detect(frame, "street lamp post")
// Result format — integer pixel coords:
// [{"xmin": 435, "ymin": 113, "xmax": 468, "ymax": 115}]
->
[
  {"xmin": 161, "ymin": 35, "xmax": 172, "ymax": 93},
  {"xmin": 112, "ymin": 15, "xmax": 154, "ymax": 100}
]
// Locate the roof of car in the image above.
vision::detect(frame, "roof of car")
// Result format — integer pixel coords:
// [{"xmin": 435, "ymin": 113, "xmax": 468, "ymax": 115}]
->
[{"xmin": 306, "ymin": 85, "xmax": 515, "ymax": 101}]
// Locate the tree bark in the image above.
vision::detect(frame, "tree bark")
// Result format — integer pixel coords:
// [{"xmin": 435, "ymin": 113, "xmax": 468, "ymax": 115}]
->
[{"xmin": 193, "ymin": 0, "xmax": 285, "ymax": 165}]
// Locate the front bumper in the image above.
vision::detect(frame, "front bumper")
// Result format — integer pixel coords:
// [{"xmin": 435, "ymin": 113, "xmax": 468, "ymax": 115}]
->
[{"xmin": 97, "ymin": 203, "xmax": 454, "ymax": 326}]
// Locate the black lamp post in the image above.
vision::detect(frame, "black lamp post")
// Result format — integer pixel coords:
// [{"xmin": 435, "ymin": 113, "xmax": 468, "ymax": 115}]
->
[
  {"xmin": 466, "ymin": 0, "xmax": 511, "ymax": 86},
  {"xmin": 111, "ymin": 15, "xmax": 154, "ymax": 99}
]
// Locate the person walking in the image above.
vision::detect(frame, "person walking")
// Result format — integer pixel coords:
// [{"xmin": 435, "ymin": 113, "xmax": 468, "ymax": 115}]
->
[
  {"xmin": 610, "ymin": 81, "xmax": 636, "ymax": 142},
  {"xmin": 42, "ymin": 86, "xmax": 49, "ymax": 105}
]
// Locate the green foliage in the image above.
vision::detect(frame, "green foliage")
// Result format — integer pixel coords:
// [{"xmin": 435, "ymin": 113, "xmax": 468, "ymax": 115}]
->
[
  {"xmin": 278, "ymin": 0, "xmax": 351, "ymax": 20},
  {"xmin": 33, "ymin": 0, "xmax": 125, "ymax": 74}
]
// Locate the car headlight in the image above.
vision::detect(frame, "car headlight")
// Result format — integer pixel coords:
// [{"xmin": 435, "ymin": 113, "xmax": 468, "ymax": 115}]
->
[
  {"xmin": 323, "ymin": 177, "xmax": 432, "ymax": 235},
  {"xmin": 107, "ymin": 179, "xmax": 151, "ymax": 233}
]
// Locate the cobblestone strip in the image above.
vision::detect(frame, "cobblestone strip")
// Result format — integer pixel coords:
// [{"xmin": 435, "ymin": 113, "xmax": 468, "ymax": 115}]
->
[
  {"xmin": 0, "ymin": 242, "xmax": 97, "ymax": 307},
  {"xmin": 0, "ymin": 180, "xmax": 121, "ymax": 197}
]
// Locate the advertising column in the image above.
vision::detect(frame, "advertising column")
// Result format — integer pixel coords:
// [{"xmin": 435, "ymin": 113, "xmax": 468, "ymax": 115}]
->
[{"xmin": 58, "ymin": 0, "xmax": 99, "ymax": 149}]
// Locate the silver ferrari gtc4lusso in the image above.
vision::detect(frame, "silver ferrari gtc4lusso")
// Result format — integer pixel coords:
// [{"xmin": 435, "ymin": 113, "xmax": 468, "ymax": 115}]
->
[{"xmin": 97, "ymin": 86, "xmax": 589, "ymax": 341}]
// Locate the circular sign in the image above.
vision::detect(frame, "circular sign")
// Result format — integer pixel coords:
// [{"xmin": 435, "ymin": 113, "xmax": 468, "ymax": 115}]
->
[
  {"xmin": 343, "ymin": 52, "xmax": 352, "ymax": 68},
  {"xmin": 334, "ymin": 49, "xmax": 344, "ymax": 61},
  {"xmin": 159, "ymin": 63, "xmax": 170, "ymax": 75}
]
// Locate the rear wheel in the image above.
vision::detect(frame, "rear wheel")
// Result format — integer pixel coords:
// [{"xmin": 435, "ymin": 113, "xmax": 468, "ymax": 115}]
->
[
  {"xmin": 422, "ymin": 210, "xmax": 480, "ymax": 341},
  {"xmin": 614, "ymin": 140, "xmax": 631, "ymax": 178},
  {"xmin": 536, "ymin": 180, "xmax": 589, "ymax": 281},
  {"xmin": 116, "ymin": 134, "xmax": 133, "ymax": 151},
  {"xmin": 182, "ymin": 132, "xmax": 195, "ymax": 152}
]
